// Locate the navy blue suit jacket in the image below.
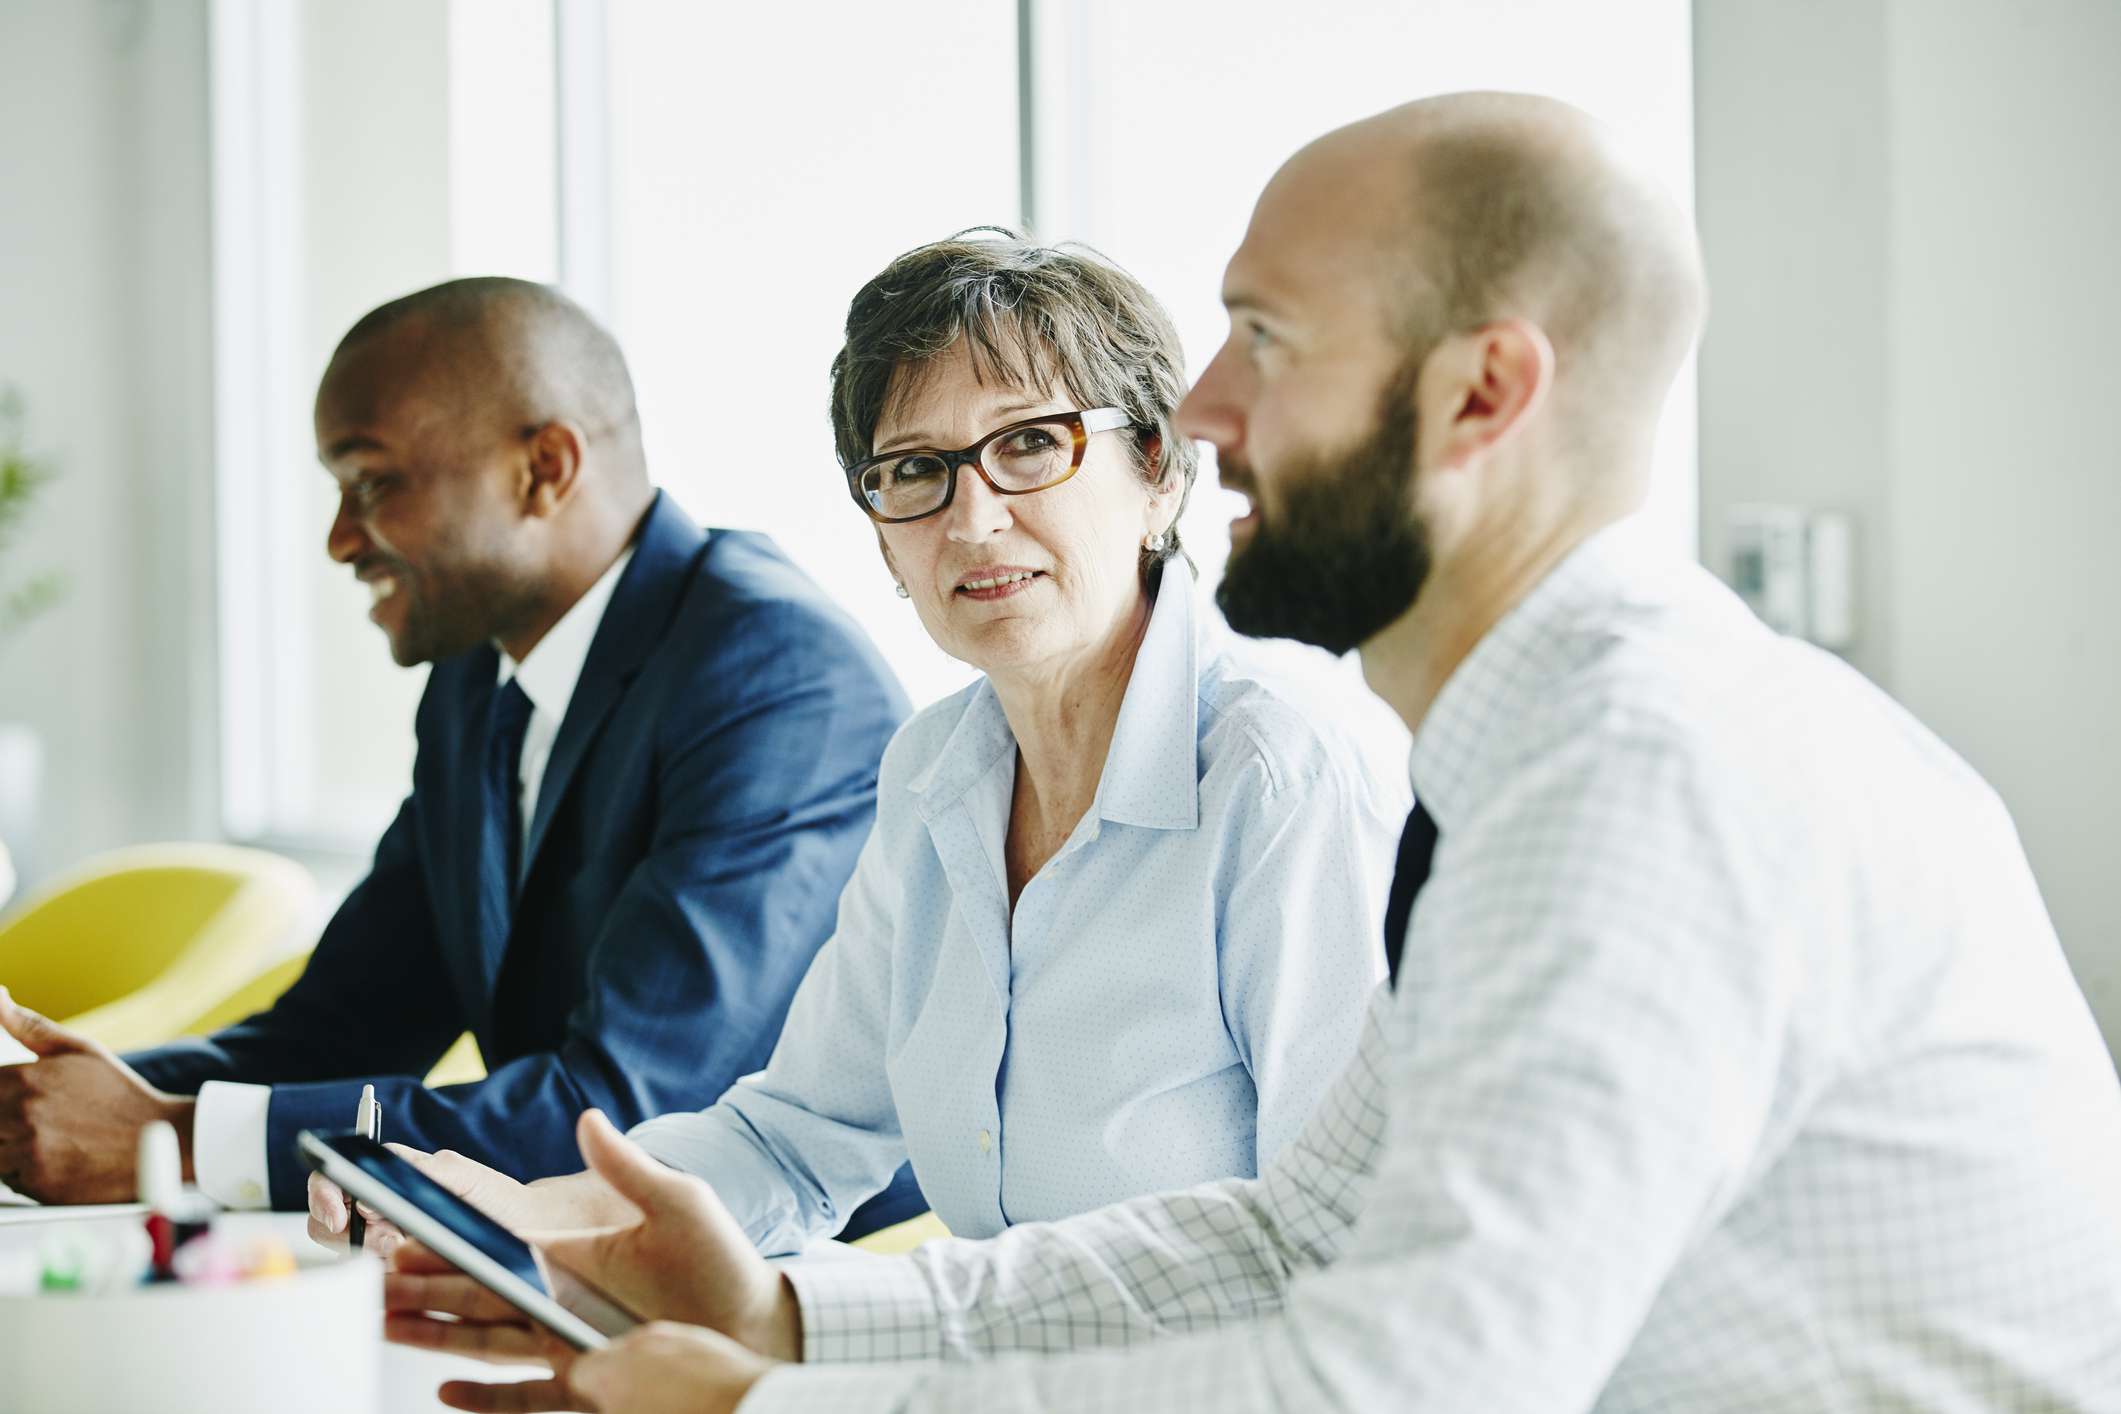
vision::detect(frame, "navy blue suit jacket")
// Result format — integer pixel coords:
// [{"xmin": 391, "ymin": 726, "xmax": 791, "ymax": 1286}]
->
[{"xmin": 131, "ymin": 494, "xmax": 913, "ymax": 1213}]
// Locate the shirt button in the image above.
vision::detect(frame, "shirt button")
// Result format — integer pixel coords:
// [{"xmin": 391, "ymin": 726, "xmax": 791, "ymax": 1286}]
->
[{"xmin": 978, "ymin": 1129, "xmax": 993, "ymax": 1154}]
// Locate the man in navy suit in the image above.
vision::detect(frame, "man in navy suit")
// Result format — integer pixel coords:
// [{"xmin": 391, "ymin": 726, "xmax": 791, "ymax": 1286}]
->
[{"xmin": 0, "ymin": 278, "xmax": 920, "ymax": 1229}]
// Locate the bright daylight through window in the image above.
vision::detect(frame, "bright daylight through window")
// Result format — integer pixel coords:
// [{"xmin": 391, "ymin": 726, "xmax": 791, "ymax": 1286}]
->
[{"xmin": 213, "ymin": 0, "xmax": 1694, "ymax": 851}]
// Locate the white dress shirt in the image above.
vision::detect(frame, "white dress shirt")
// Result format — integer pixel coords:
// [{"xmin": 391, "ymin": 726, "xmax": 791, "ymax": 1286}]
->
[
  {"xmin": 745, "ymin": 520, "xmax": 2121, "ymax": 1412},
  {"xmin": 628, "ymin": 569, "xmax": 1404, "ymax": 1252},
  {"xmin": 192, "ymin": 548, "xmax": 634, "ymax": 1210}
]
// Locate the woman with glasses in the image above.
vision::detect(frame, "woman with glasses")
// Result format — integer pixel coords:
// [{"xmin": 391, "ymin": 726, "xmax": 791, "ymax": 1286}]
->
[{"xmin": 365, "ymin": 234, "xmax": 1403, "ymax": 1301}]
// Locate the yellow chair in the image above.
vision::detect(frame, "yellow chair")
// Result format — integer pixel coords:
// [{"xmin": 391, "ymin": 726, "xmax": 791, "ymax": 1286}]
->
[
  {"xmin": 174, "ymin": 950, "xmax": 311, "ymax": 1036},
  {"xmin": 0, "ymin": 843, "xmax": 317, "ymax": 1052},
  {"xmin": 177, "ymin": 949, "xmax": 489, "ymax": 1087},
  {"xmin": 851, "ymin": 1210, "xmax": 951, "ymax": 1255},
  {"xmin": 425, "ymin": 1030, "xmax": 487, "ymax": 1086}
]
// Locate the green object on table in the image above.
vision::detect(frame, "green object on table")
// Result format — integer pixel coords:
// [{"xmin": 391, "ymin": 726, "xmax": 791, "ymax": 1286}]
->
[{"xmin": 37, "ymin": 1234, "xmax": 86, "ymax": 1292}]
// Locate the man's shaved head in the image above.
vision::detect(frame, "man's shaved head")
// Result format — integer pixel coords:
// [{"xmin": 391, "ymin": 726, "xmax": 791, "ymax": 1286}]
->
[
  {"xmin": 1329, "ymin": 92, "xmax": 1705, "ymax": 459},
  {"xmin": 322, "ymin": 276, "xmax": 645, "ymax": 483},
  {"xmin": 1188, "ymin": 91, "xmax": 1709, "ymax": 667}
]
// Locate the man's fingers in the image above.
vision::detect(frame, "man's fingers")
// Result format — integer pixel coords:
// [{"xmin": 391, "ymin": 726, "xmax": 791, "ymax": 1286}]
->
[
  {"xmin": 0, "ymin": 988, "xmax": 86, "ymax": 1059},
  {"xmin": 367, "ymin": 1218, "xmax": 409, "ymax": 1263},
  {"xmin": 435, "ymin": 1376, "xmax": 578, "ymax": 1413},
  {"xmin": 574, "ymin": 1109, "xmax": 684, "ymax": 1217},
  {"xmin": 385, "ymin": 1271, "xmax": 526, "ymax": 1323},
  {"xmin": 385, "ymin": 1312, "xmax": 549, "ymax": 1364},
  {"xmin": 0, "ymin": 1133, "xmax": 34, "ymax": 1190},
  {"xmin": 389, "ymin": 1239, "xmax": 462, "ymax": 1275}
]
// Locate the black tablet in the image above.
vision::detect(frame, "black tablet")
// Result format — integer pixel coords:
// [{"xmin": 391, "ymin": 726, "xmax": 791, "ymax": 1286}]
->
[{"xmin": 298, "ymin": 1130, "xmax": 639, "ymax": 1352}]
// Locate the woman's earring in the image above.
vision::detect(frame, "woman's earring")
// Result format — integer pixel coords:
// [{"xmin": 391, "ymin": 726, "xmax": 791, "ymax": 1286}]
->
[
  {"xmin": 1143, "ymin": 529, "xmax": 1169, "ymax": 554},
  {"xmin": 894, "ymin": 581, "xmax": 911, "ymax": 599}
]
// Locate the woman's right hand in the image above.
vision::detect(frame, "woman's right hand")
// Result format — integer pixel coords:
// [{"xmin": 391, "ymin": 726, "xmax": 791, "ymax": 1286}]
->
[
  {"xmin": 306, "ymin": 1168, "xmax": 401, "ymax": 1256},
  {"xmin": 308, "ymin": 1145, "xmax": 636, "ymax": 1262},
  {"xmin": 384, "ymin": 1111, "xmax": 800, "ymax": 1379}
]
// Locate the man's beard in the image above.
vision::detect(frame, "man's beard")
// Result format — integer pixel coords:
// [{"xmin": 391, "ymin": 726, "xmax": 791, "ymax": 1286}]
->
[
  {"xmin": 1215, "ymin": 363, "xmax": 1432, "ymax": 655},
  {"xmin": 370, "ymin": 557, "xmax": 545, "ymax": 667}
]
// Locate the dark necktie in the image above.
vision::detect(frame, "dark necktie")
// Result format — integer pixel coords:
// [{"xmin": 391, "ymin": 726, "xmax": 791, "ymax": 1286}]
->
[
  {"xmin": 478, "ymin": 677, "xmax": 535, "ymax": 953},
  {"xmin": 1382, "ymin": 801, "xmax": 1438, "ymax": 986}
]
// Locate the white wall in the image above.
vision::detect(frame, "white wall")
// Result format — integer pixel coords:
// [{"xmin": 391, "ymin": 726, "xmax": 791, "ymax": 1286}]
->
[
  {"xmin": 0, "ymin": 0, "xmax": 218, "ymax": 890},
  {"xmin": 1694, "ymin": 0, "xmax": 1893, "ymax": 684},
  {"xmin": 1696, "ymin": 0, "xmax": 2121, "ymax": 1059},
  {"xmin": 1885, "ymin": 0, "xmax": 2121, "ymax": 1058}
]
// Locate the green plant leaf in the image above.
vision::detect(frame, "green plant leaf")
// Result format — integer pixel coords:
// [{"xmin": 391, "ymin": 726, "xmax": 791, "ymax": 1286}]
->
[
  {"xmin": 0, "ymin": 383, "xmax": 63, "ymax": 639},
  {"xmin": 0, "ymin": 572, "xmax": 64, "ymax": 640}
]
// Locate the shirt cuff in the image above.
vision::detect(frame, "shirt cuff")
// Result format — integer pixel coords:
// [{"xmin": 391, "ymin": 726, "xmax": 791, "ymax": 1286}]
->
[
  {"xmin": 192, "ymin": 1080, "xmax": 273, "ymax": 1209},
  {"xmin": 786, "ymin": 1253, "xmax": 943, "ymax": 1365},
  {"xmin": 737, "ymin": 1362, "xmax": 929, "ymax": 1414},
  {"xmin": 629, "ymin": 1108, "xmax": 810, "ymax": 1255}
]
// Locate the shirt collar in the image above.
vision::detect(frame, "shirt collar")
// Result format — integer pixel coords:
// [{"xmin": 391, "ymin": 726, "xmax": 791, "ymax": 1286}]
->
[
  {"xmin": 498, "ymin": 546, "xmax": 636, "ymax": 725},
  {"xmin": 1406, "ymin": 515, "xmax": 1660, "ymax": 831},
  {"xmin": 911, "ymin": 570, "xmax": 1203, "ymax": 833},
  {"xmin": 1095, "ymin": 568, "xmax": 1201, "ymax": 830}
]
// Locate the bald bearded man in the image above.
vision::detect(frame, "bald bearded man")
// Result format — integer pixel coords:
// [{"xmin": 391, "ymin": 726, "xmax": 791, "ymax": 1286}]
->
[
  {"xmin": 0, "ymin": 278, "xmax": 912, "ymax": 1220},
  {"xmin": 408, "ymin": 97, "xmax": 2121, "ymax": 1413}
]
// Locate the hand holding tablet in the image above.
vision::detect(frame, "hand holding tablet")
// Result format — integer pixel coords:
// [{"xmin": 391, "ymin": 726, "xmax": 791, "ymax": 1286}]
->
[
  {"xmin": 347, "ymin": 1108, "xmax": 803, "ymax": 1409},
  {"xmin": 297, "ymin": 1130, "xmax": 638, "ymax": 1352}
]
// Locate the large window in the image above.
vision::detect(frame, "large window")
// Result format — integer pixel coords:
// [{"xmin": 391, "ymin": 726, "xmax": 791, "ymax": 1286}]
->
[
  {"xmin": 214, "ymin": 0, "xmax": 560, "ymax": 844},
  {"xmin": 604, "ymin": 0, "xmax": 1018, "ymax": 708},
  {"xmin": 214, "ymin": 0, "xmax": 1695, "ymax": 849}
]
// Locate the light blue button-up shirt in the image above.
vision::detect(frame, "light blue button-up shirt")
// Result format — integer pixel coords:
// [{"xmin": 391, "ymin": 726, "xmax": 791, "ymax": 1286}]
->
[{"xmin": 630, "ymin": 572, "xmax": 1406, "ymax": 1252}]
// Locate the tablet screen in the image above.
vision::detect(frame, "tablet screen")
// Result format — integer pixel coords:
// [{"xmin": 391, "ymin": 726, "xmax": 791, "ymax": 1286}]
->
[{"xmin": 322, "ymin": 1135, "xmax": 550, "ymax": 1292}]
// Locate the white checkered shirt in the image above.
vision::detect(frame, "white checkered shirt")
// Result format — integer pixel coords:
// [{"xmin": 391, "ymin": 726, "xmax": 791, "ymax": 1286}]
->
[{"xmin": 742, "ymin": 520, "xmax": 2121, "ymax": 1413}]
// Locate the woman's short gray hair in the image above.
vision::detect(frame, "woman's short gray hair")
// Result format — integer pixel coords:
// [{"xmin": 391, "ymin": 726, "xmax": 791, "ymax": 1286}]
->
[{"xmin": 830, "ymin": 228, "xmax": 1198, "ymax": 586}]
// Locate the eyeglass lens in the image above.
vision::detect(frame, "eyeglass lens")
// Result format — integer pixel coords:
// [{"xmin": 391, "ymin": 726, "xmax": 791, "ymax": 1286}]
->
[{"xmin": 859, "ymin": 416, "xmax": 1079, "ymax": 519}]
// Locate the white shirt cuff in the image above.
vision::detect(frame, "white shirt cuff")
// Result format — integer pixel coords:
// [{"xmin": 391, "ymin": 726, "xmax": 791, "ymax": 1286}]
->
[
  {"xmin": 192, "ymin": 1080, "xmax": 274, "ymax": 1209},
  {"xmin": 786, "ymin": 1254, "xmax": 943, "ymax": 1365}
]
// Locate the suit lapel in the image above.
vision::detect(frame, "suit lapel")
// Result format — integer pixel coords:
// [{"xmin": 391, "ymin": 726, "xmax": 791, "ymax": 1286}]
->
[{"xmin": 513, "ymin": 492, "xmax": 708, "ymax": 922}]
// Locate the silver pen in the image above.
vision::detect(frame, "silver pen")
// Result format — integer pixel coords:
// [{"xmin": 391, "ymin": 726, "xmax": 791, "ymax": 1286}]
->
[{"xmin": 349, "ymin": 1083, "xmax": 382, "ymax": 1250}]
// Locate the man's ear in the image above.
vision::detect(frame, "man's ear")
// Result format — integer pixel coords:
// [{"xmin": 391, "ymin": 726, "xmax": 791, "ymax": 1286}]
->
[
  {"xmin": 1425, "ymin": 318, "xmax": 1554, "ymax": 473},
  {"xmin": 523, "ymin": 421, "xmax": 588, "ymax": 517}
]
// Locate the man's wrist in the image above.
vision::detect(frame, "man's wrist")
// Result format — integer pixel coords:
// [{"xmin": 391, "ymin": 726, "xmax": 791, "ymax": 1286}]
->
[
  {"xmin": 759, "ymin": 1273, "xmax": 803, "ymax": 1364},
  {"xmin": 160, "ymin": 1095, "xmax": 199, "ymax": 1183},
  {"xmin": 775, "ymin": 1255, "xmax": 942, "ymax": 1367}
]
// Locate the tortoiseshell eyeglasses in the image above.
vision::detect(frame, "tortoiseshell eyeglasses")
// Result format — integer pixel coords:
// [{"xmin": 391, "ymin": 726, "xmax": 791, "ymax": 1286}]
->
[{"xmin": 844, "ymin": 407, "xmax": 1131, "ymax": 524}]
